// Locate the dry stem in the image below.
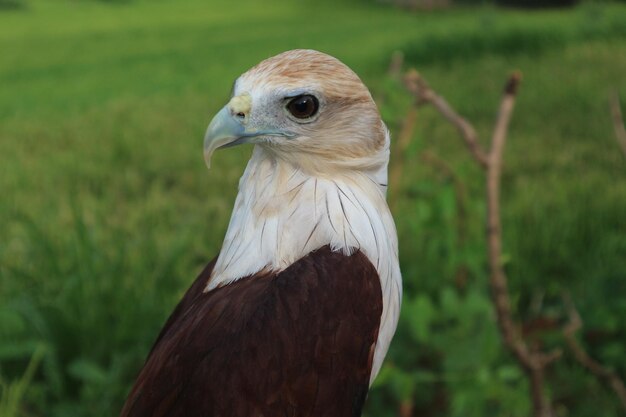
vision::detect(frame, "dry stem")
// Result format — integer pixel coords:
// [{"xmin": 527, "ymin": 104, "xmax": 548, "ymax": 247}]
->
[
  {"xmin": 562, "ymin": 295, "xmax": 626, "ymax": 411},
  {"xmin": 403, "ymin": 69, "xmax": 562, "ymax": 417},
  {"xmin": 485, "ymin": 72, "xmax": 560, "ymax": 417},
  {"xmin": 400, "ymin": 68, "xmax": 626, "ymax": 416},
  {"xmin": 403, "ymin": 70, "xmax": 489, "ymax": 168}
]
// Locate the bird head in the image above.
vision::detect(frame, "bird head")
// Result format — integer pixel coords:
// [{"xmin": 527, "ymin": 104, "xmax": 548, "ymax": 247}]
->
[{"xmin": 204, "ymin": 49, "xmax": 388, "ymax": 174}]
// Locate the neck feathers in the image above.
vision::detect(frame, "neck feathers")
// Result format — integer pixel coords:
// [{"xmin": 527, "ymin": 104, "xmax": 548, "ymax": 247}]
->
[{"xmin": 207, "ymin": 144, "xmax": 401, "ymax": 383}]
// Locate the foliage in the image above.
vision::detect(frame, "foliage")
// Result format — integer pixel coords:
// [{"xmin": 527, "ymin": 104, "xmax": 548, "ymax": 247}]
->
[
  {"xmin": 0, "ymin": 346, "xmax": 45, "ymax": 417},
  {"xmin": 0, "ymin": 0, "xmax": 26, "ymax": 11},
  {"xmin": 0, "ymin": 1, "xmax": 625, "ymax": 416},
  {"xmin": 496, "ymin": 0, "xmax": 579, "ymax": 8},
  {"xmin": 401, "ymin": 4, "xmax": 626, "ymax": 65}
]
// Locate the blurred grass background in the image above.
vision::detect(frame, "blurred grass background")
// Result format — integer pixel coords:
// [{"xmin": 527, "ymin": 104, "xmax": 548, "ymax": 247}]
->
[{"xmin": 1, "ymin": 0, "xmax": 625, "ymax": 416}]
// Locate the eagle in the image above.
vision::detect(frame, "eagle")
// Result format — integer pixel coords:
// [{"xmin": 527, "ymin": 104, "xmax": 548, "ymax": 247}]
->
[{"xmin": 120, "ymin": 49, "xmax": 402, "ymax": 417}]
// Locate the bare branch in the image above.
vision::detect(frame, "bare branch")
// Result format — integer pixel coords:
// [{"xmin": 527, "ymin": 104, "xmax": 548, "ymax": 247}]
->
[
  {"xmin": 610, "ymin": 91, "xmax": 626, "ymax": 159},
  {"xmin": 403, "ymin": 70, "xmax": 489, "ymax": 168},
  {"xmin": 489, "ymin": 72, "xmax": 521, "ymax": 163},
  {"xmin": 485, "ymin": 72, "xmax": 557, "ymax": 417},
  {"xmin": 485, "ymin": 72, "xmax": 527, "ymax": 364},
  {"xmin": 404, "ymin": 69, "xmax": 562, "ymax": 417},
  {"xmin": 402, "ymin": 69, "xmax": 626, "ymax": 416},
  {"xmin": 563, "ymin": 295, "xmax": 626, "ymax": 411}
]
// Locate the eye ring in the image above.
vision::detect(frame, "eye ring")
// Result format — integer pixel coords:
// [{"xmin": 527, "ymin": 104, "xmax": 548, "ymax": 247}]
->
[{"xmin": 286, "ymin": 95, "xmax": 319, "ymax": 120}]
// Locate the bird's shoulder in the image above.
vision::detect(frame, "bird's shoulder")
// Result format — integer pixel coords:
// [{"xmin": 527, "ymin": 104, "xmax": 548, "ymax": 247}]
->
[{"xmin": 121, "ymin": 245, "xmax": 382, "ymax": 417}]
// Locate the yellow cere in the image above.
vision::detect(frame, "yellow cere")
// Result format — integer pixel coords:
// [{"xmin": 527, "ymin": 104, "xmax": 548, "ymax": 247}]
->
[{"xmin": 228, "ymin": 93, "xmax": 252, "ymax": 118}]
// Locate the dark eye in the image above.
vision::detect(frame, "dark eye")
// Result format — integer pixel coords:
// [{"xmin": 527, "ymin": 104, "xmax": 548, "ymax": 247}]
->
[{"xmin": 286, "ymin": 95, "xmax": 319, "ymax": 119}]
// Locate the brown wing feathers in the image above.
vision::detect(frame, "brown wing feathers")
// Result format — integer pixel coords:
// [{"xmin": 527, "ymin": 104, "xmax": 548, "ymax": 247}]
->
[{"xmin": 120, "ymin": 246, "xmax": 383, "ymax": 417}]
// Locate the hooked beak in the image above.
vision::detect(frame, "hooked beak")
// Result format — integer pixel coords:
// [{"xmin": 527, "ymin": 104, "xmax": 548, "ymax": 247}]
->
[{"xmin": 203, "ymin": 95, "xmax": 294, "ymax": 169}]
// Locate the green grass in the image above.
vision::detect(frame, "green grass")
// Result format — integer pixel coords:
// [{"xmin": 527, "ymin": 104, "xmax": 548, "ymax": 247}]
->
[{"xmin": 1, "ymin": 1, "xmax": 625, "ymax": 416}]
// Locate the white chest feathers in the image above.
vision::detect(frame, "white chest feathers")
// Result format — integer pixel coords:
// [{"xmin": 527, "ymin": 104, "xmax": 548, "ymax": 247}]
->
[{"xmin": 206, "ymin": 145, "xmax": 402, "ymax": 384}]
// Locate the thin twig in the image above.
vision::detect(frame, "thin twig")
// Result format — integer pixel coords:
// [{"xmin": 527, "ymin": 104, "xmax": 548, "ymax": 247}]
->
[
  {"xmin": 403, "ymin": 69, "xmax": 563, "ymax": 417},
  {"xmin": 562, "ymin": 295, "xmax": 626, "ymax": 411},
  {"xmin": 609, "ymin": 91, "xmax": 626, "ymax": 160},
  {"xmin": 485, "ymin": 72, "xmax": 527, "ymax": 362},
  {"xmin": 485, "ymin": 73, "xmax": 524, "ymax": 360},
  {"xmin": 485, "ymin": 72, "xmax": 559, "ymax": 417},
  {"xmin": 403, "ymin": 70, "xmax": 489, "ymax": 168}
]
